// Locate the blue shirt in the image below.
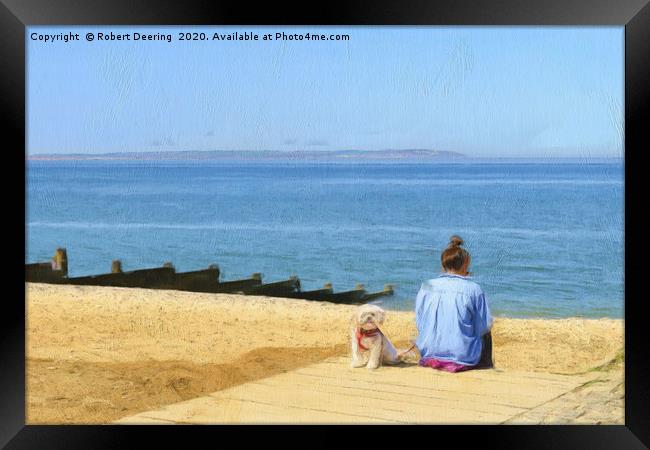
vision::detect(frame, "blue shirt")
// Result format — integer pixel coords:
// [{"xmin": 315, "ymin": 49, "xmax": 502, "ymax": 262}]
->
[{"xmin": 415, "ymin": 274, "xmax": 493, "ymax": 366}]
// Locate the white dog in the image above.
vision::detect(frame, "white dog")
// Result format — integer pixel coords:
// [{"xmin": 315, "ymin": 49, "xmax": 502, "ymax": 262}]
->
[{"xmin": 350, "ymin": 304, "xmax": 400, "ymax": 369}]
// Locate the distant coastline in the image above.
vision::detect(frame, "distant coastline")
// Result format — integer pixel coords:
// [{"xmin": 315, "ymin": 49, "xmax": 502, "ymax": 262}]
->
[
  {"xmin": 27, "ymin": 149, "xmax": 464, "ymax": 162},
  {"xmin": 26, "ymin": 149, "xmax": 622, "ymax": 164}
]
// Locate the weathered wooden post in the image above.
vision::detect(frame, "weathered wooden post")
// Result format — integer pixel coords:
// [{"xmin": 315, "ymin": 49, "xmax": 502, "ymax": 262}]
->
[
  {"xmin": 51, "ymin": 248, "xmax": 68, "ymax": 276},
  {"xmin": 111, "ymin": 260, "xmax": 123, "ymax": 273},
  {"xmin": 208, "ymin": 264, "xmax": 221, "ymax": 283},
  {"xmin": 290, "ymin": 274, "xmax": 301, "ymax": 291}
]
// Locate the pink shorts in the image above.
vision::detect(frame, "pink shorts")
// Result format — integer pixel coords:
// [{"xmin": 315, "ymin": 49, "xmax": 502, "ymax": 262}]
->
[{"xmin": 419, "ymin": 358, "xmax": 474, "ymax": 373}]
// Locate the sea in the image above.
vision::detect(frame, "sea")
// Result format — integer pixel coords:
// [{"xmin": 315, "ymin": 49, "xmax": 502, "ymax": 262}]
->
[{"xmin": 26, "ymin": 160, "xmax": 624, "ymax": 319}]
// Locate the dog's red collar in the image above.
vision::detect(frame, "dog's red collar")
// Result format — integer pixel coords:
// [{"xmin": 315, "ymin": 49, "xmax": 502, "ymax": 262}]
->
[{"xmin": 356, "ymin": 327, "xmax": 381, "ymax": 351}]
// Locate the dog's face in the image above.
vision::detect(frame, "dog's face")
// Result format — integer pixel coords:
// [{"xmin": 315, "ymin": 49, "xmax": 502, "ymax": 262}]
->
[{"xmin": 355, "ymin": 304, "xmax": 386, "ymax": 331}]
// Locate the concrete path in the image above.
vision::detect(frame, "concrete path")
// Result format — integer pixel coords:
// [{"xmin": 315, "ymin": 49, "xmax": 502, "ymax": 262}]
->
[{"xmin": 114, "ymin": 357, "xmax": 600, "ymax": 424}]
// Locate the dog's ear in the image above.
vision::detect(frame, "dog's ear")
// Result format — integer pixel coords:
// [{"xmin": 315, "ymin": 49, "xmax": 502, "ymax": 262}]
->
[
  {"xmin": 350, "ymin": 311, "xmax": 359, "ymax": 329},
  {"xmin": 376, "ymin": 308, "xmax": 386, "ymax": 325}
]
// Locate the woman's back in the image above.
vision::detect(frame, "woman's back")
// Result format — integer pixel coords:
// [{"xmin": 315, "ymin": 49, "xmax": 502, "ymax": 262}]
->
[{"xmin": 415, "ymin": 273, "xmax": 492, "ymax": 366}]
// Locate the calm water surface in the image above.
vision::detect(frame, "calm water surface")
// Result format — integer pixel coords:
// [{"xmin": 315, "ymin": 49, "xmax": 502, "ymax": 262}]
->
[{"xmin": 26, "ymin": 161, "xmax": 624, "ymax": 318}]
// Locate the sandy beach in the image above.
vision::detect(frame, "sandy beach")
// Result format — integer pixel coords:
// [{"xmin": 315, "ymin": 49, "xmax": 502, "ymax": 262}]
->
[{"xmin": 26, "ymin": 283, "xmax": 624, "ymax": 424}]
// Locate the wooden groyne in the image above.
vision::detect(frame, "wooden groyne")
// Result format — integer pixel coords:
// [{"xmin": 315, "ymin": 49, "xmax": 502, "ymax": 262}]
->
[{"xmin": 25, "ymin": 248, "xmax": 394, "ymax": 305}]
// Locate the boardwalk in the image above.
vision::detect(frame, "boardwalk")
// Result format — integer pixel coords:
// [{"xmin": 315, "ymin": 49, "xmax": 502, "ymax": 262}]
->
[{"xmin": 115, "ymin": 357, "xmax": 600, "ymax": 424}]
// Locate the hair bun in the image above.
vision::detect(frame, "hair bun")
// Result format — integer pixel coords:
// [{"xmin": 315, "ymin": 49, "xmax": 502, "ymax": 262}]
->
[{"xmin": 448, "ymin": 235, "xmax": 464, "ymax": 248}]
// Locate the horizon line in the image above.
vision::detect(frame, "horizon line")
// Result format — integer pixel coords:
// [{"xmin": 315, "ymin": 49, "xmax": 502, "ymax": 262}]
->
[{"xmin": 26, "ymin": 148, "xmax": 623, "ymax": 159}]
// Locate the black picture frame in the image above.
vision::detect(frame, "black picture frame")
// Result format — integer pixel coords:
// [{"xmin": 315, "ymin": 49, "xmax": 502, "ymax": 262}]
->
[{"xmin": 4, "ymin": 0, "xmax": 649, "ymax": 447}]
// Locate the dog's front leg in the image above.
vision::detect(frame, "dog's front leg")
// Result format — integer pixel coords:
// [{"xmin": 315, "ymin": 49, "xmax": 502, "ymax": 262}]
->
[
  {"xmin": 350, "ymin": 332, "xmax": 365, "ymax": 368},
  {"xmin": 366, "ymin": 340, "xmax": 382, "ymax": 369}
]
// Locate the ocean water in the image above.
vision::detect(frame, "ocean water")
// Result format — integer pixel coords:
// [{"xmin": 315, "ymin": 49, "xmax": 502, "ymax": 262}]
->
[{"xmin": 26, "ymin": 161, "xmax": 624, "ymax": 318}]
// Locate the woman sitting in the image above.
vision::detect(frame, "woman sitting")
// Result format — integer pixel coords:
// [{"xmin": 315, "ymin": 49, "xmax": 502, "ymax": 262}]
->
[{"xmin": 414, "ymin": 235, "xmax": 493, "ymax": 372}]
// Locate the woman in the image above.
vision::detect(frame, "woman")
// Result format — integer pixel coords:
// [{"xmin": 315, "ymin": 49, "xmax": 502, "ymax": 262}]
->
[{"xmin": 414, "ymin": 235, "xmax": 493, "ymax": 372}]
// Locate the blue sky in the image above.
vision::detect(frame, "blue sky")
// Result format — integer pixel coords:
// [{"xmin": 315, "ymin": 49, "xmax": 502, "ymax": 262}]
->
[{"xmin": 27, "ymin": 26, "xmax": 623, "ymax": 158}]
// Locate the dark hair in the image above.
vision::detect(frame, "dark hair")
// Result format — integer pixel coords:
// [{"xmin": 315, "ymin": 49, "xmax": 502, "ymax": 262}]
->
[{"xmin": 441, "ymin": 235, "xmax": 470, "ymax": 272}]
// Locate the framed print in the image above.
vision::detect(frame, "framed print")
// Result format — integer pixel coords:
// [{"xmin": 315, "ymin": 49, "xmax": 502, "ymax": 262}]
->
[{"xmin": 3, "ymin": 0, "xmax": 649, "ymax": 447}]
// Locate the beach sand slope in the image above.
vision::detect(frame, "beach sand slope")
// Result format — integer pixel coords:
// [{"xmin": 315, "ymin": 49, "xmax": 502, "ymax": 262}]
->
[{"xmin": 26, "ymin": 283, "xmax": 623, "ymax": 424}]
